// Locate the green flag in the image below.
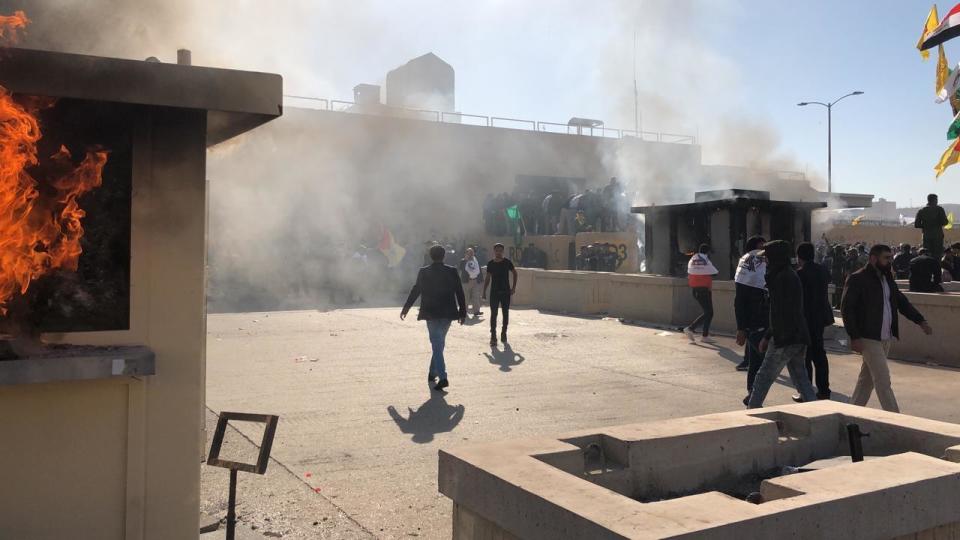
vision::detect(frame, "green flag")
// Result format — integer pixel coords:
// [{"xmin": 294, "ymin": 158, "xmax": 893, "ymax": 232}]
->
[
  {"xmin": 949, "ymin": 110, "xmax": 960, "ymax": 139},
  {"xmin": 504, "ymin": 205, "xmax": 525, "ymax": 246}
]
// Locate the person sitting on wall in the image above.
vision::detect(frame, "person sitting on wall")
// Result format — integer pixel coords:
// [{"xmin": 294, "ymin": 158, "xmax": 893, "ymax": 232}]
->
[
  {"xmin": 909, "ymin": 248, "xmax": 944, "ymax": 292},
  {"xmin": 683, "ymin": 244, "xmax": 719, "ymax": 344},
  {"xmin": 574, "ymin": 210, "xmax": 592, "ymax": 233}
]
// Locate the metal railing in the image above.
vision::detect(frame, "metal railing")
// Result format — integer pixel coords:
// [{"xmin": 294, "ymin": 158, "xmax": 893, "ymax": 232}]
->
[{"xmin": 282, "ymin": 94, "xmax": 697, "ymax": 144}]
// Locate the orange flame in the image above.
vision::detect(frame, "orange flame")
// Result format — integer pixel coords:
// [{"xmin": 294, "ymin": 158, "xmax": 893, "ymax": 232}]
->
[
  {"xmin": 0, "ymin": 89, "xmax": 108, "ymax": 314},
  {"xmin": 0, "ymin": 11, "xmax": 28, "ymax": 44}
]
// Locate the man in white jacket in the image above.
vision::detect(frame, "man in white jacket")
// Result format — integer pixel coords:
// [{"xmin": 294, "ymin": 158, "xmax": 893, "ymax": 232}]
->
[{"xmin": 684, "ymin": 244, "xmax": 719, "ymax": 343}]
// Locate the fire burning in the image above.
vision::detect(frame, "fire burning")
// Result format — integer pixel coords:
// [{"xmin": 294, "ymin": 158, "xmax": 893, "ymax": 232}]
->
[
  {"xmin": 0, "ymin": 12, "xmax": 108, "ymax": 315},
  {"xmin": 0, "ymin": 10, "xmax": 28, "ymax": 43}
]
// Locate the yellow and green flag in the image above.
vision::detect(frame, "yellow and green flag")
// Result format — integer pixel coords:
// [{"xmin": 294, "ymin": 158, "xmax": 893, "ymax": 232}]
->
[
  {"xmin": 919, "ymin": 5, "xmax": 940, "ymax": 60},
  {"xmin": 947, "ymin": 212, "xmax": 956, "ymax": 230},
  {"xmin": 935, "ymin": 138, "xmax": 960, "ymax": 177}
]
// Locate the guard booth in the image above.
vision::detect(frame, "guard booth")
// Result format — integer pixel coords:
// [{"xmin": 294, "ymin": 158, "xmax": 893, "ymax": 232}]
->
[{"xmin": 632, "ymin": 189, "xmax": 826, "ymax": 279}]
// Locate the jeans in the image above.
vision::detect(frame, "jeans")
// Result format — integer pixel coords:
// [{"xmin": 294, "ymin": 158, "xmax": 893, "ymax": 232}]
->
[
  {"xmin": 747, "ymin": 343, "xmax": 817, "ymax": 408},
  {"xmin": 744, "ymin": 328, "xmax": 767, "ymax": 392},
  {"xmin": 805, "ymin": 323, "xmax": 830, "ymax": 397},
  {"xmin": 426, "ymin": 319, "xmax": 452, "ymax": 379},
  {"xmin": 489, "ymin": 291, "xmax": 511, "ymax": 334},
  {"xmin": 689, "ymin": 288, "xmax": 713, "ymax": 336},
  {"xmin": 851, "ymin": 339, "xmax": 899, "ymax": 412}
]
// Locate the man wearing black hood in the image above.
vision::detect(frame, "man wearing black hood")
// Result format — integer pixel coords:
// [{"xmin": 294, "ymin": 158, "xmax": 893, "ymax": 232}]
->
[{"xmin": 746, "ymin": 240, "xmax": 818, "ymax": 408}]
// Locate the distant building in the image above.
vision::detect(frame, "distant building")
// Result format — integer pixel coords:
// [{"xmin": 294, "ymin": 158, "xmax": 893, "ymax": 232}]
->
[
  {"xmin": 385, "ymin": 52, "xmax": 455, "ymax": 112},
  {"xmin": 353, "ymin": 84, "xmax": 381, "ymax": 106}
]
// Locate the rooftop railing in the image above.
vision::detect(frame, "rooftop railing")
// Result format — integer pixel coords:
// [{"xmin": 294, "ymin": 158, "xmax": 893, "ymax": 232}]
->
[{"xmin": 283, "ymin": 95, "xmax": 697, "ymax": 144}]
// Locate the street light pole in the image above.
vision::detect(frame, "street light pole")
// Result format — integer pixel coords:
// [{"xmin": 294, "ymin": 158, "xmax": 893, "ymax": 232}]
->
[{"xmin": 797, "ymin": 91, "xmax": 863, "ymax": 194}]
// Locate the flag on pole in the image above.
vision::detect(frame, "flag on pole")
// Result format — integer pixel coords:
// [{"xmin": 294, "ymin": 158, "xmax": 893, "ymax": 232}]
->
[
  {"xmin": 948, "ymin": 110, "xmax": 960, "ymax": 139},
  {"xmin": 938, "ymin": 61, "xmax": 960, "ymax": 103},
  {"xmin": 938, "ymin": 45, "xmax": 950, "ymax": 94},
  {"xmin": 947, "ymin": 212, "xmax": 956, "ymax": 230},
  {"xmin": 504, "ymin": 205, "xmax": 525, "ymax": 247},
  {"xmin": 935, "ymin": 138, "xmax": 960, "ymax": 177},
  {"xmin": 922, "ymin": 3, "xmax": 960, "ymax": 50},
  {"xmin": 919, "ymin": 5, "xmax": 941, "ymax": 60},
  {"xmin": 851, "ymin": 215, "xmax": 865, "ymax": 226},
  {"xmin": 378, "ymin": 227, "xmax": 406, "ymax": 267}
]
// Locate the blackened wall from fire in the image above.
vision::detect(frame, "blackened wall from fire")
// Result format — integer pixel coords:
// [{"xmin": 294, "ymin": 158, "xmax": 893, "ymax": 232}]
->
[{"xmin": 3, "ymin": 98, "xmax": 132, "ymax": 332}]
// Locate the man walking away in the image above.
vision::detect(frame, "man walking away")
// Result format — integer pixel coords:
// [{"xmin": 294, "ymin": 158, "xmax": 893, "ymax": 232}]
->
[
  {"xmin": 909, "ymin": 248, "xmax": 944, "ymax": 292},
  {"xmin": 734, "ymin": 237, "xmax": 768, "ymax": 397},
  {"xmin": 915, "ymin": 194, "xmax": 949, "ymax": 261},
  {"xmin": 483, "ymin": 243, "xmax": 518, "ymax": 346},
  {"xmin": 684, "ymin": 244, "xmax": 719, "ymax": 344},
  {"xmin": 841, "ymin": 244, "xmax": 933, "ymax": 412},
  {"xmin": 795, "ymin": 242, "xmax": 834, "ymax": 401},
  {"xmin": 746, "ymin": 240, "xmax": 818, "ymax": 408},
  {"xmin": 459, "ymin": 247, "xmax": 483, "ymax": 318},
  {"xmin": 892, "ymin": 244, "xmax": 914, "ymax": 280},
  {"xmin": 401, "ymin": 245, "xmax": 467, "ymax": 391}
]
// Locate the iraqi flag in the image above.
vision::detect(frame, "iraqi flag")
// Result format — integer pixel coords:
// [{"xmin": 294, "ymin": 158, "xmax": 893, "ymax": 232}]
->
[{"xmin": 921, "ymin": 3, "xmax": 960, "ymax": 50}]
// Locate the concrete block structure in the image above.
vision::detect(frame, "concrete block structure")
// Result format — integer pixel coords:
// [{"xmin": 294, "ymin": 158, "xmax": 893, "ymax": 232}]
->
[
  {"xmin": 440, "ymin": 402, "xmax": 960, "ymax": 539},
  {"xmin": 0, "ymin": 48, "xmax": 281, "ymax": 539}
]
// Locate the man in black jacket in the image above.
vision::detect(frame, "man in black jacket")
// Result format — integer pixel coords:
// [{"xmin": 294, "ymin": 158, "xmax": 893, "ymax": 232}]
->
[
  {"xmin": 909, "ymin": 248, "xmax": 943, "ymax": 292},
  {"xmin": 733, "ymin": 236, "xmax": 768, "ymax": 396},
  {"xmin": 892, "ymin": 244, "xmax": 914, "ymax": 280},
  {"xmin": 401, "ymin": 245, "xmax": 467, "ymax": 391},
  {"xmin": 841, "ymin": 244, "xmax": 933, "ymax": 412},
  {"xmin": 795, "ymin": 242, "xmax": 834, "ymax": 400},
  {"xmin": 746, "ymin": 240, "xmax": 818, "ymax": 408}
]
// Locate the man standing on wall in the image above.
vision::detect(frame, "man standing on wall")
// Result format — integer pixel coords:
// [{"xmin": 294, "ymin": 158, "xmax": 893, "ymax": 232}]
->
[
  {"xmin": 746, "ymin": 240, "xmax": 819, "ymax": 408},
  {"xmin": 483, "ymin": 243, "xmax": 518, "ymax": 347},
  {"xmin": 683, "ymin": 244, "xmax": 718, "ymax": 344},
  {"xmin": 794, "ymin": 242, "xmax": 834, "ymax": 401},
  {"xmin": 915, "ymin": 194, "xmax": 949, "ymax": 261},
  {"xmin": 842, "ymin": 244, "xmax": 933, "ymax": 412},
  {"xmin": 733, "ymin": 236, "xmax": 768, "ymax": 400},
  {"xmin": 401, "ymin": 244, "xmax": 467, "ymax": 392}
]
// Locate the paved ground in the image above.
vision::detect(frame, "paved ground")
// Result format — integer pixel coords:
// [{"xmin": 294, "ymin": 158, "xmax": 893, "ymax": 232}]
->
[{"xmin": 205, "ymin": 307, "xmax": 960, "ymax": 539}]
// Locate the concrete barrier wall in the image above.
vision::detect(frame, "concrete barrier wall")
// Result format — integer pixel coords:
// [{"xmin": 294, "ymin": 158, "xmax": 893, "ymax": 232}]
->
[{"xmin": 514, "ymin": 268, "xmax": 960, "ymax": 367}]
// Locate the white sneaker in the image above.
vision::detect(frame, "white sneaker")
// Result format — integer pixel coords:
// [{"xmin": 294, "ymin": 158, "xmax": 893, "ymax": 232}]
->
[
  {"xmin": 700, "ymin": 336, "xmax": 717, "ymax": 344},
  {"xmin": 683, "ymin": 327, "xmax": 696, "ymax": 342}
]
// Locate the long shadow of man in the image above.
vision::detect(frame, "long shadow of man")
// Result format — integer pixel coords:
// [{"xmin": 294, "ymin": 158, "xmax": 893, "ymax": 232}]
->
[
  {"xmin": 387, "ymin": 393, "xmax": 466, "ymax": 443},
  {"xmin": 483, "ymin": 343, "xmax": 525, "ymax": 372}
]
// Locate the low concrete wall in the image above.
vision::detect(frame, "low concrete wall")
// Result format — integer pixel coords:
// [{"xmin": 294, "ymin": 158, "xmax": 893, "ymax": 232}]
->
[{"xmin": 513, "ymin": 268, "xmax": 960, "ymax": 367}]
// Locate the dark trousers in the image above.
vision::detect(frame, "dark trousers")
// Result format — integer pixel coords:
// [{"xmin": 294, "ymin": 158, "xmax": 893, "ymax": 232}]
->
[
  {"xmin": 689, "ymin": 287, "xmax": 713, "ymax": 336},
  {"xmin": 745, "ymin": 328, "xmax": 767, "ymax": 392},
  {"xmin": 489, "ymin": 291, "xmax": 511, "ymax": 334},
  {"xmin": 805, "ymin": 323, "xmax": 830, "ymax": 397}
]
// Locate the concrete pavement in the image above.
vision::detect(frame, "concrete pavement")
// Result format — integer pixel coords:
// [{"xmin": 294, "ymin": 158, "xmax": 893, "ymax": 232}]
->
[{"xmin": 205, "ymin": 307, "xmax": 960, "ymax": 539}]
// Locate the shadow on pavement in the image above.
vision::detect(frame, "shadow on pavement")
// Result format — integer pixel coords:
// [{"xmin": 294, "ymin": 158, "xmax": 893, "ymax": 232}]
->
[
  {"xmin": 387, "ymin": 394, "xmax": 466, "ymax": 444},
  {"xmin": 484, "ymin": 343, "xmax": 525, "ymax": 372}
]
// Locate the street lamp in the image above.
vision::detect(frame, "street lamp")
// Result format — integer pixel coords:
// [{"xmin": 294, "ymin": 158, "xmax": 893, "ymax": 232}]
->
[{"xmin": 797, "ymin": 91, "xmax": 864, "ymax": 193}]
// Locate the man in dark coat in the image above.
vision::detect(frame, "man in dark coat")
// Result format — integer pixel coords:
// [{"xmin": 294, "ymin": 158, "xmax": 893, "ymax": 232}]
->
[
  {"xmin": 915, "ymin": 193, "xmax": 949, "ymax": 260},
  {"xmin": 892, "ymin": 244, "xmax": 914, "ymax": 280},
  {"xmin": 908, "ymin": 248, "xmax": 943, "ymax": 292},
  {"xmin": 795, "ymin": 242, "xmax": 834, "ymax": 400},
  {"xmin": 401, "ymin": 245, "xmax": 467, "ymax": 391},
  {"xmin": 746, "ymin": 240, "xmax": 818, "ymax": 408},
  {"xmin": 841, "ymin": 244, "xmax": 932, "ymax": 412}
]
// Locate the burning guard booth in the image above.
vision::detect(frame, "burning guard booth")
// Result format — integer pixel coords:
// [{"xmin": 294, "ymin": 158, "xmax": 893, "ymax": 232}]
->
[
  {"xmin": 633, "ymin": 189, "xmax": 826, "ymax": 279},
  {"xmin": 0, "ymin": 48, "xmax": 281, "ymax": 539}
]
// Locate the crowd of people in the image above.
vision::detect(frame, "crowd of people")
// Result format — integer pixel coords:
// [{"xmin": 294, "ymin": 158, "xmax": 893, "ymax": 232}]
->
[
  {"xmin": 483, "ymin": 177, "xmax": 632, "ymax": 236},
  {"xmin": 682, "ymin": 237, "xmax": 934, "ymax": 412}
]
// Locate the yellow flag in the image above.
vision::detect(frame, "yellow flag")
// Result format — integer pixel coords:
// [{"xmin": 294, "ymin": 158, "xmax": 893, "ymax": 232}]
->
[
  {"xmin": 947, "ymin": 212, "xmax": 955, "ymax": 230},
  {"xmin": 852, "ymin": 215, "xmax": 865, "ymax": 226},
  {"xmin": 935, "ymin": 139, "xmax": 960, "ymax": 178},
  {"xmin": 938, "ymin": 45, "xmax": 950, "ymax": 94},
  {"xmin": 918, "ymin": 5, "xmax": 940, "ymax": 60}
]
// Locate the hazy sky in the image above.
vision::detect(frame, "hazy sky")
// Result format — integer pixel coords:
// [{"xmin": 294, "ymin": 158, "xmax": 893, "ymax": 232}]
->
[
  {"xmin": 269, "ymin": 0, "xmax": 960, "ymax": 207},
  {"xmin": 10, "ymin": 0, "xmax": 958, "ymax": 206}
]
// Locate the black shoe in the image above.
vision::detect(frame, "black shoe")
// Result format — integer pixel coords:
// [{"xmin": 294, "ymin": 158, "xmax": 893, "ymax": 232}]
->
[
  {"xmin": 735, "ymin": 361, "xmax": 749, "ymax": 372},
  {"xmin": 816, "ymin": 392, "xmax": 831, "ymax": 400},
  {"xmin": 791, "ymin": 394, "xmax": 803, "ymax": 403},
  {"xmin": 434, "ymin": 379, "xmax": 449, "ymax": 391},
  {"xmin": 742, "ymin": 395, "xmax": 750, "ymax": 407},
  {"xmin": 500, "ymin": 330, "xmax": 507, "ymax": 343},
  {"xmin": 490, "ymin": 335, "xmax": 497, "ymax": 346}
]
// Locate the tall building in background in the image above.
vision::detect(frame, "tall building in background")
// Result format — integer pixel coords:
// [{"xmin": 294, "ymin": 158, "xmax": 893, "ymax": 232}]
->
[{"xmin": 385, "ymin": 52, "xmax": 455, "ymax": 112}]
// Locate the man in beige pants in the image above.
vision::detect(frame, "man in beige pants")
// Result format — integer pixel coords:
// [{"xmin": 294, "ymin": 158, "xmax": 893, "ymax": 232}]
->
[
  {"xmin": 458, "ymin": 248, "xmax": 484, "ymax": 318},
  {"xmin": 841, "ymin": 244, "xmax": 933, "ymax": 412}
]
